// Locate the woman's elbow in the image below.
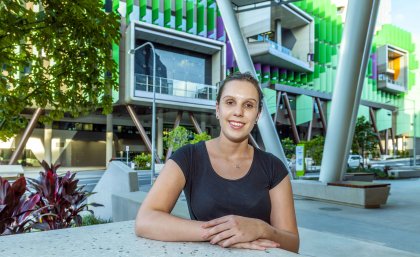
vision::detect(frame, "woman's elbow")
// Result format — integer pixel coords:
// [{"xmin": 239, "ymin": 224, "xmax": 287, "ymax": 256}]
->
[{"xmin": 134, "ymin": 210, "xmax": 152, "ymax": 237}]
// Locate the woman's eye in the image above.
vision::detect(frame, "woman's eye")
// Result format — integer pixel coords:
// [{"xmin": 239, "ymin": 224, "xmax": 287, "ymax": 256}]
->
[
  {"xmin": 244, "ymin": 103, "xmax": 254, "ymax": 109},
  {"xmin": 226, "ymin": 100, "xmax": 234, "ymax": 105}
]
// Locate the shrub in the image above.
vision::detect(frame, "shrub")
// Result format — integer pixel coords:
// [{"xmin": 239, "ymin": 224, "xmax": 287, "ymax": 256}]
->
[
  {"xmin": 80, "ymin": 214, "xmax": 111, "ymax": 226},
  {"xmin": 133, "ymin": 153, "xmax": 152, "ymax": 170},
  {"xmin": 27, "ymin": 161, "xmax": 103, "ymax": 230},
  {"xmin": 190, "ymin": 132, "xmax": 211, "ymax": 145},
  {"xmin": 0, "ymin": 177, "xmax": 40, "ymax": 235}
]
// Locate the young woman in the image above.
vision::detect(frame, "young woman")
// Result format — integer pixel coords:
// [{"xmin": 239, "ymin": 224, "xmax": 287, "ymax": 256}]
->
[{"xmin": 135, "ymin": 72, "xmax": 299, "ymax": 253}]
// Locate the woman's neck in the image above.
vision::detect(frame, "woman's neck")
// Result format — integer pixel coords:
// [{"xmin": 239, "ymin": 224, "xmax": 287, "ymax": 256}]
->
[{"xmin": 214, "ymin": 135, "xmax": 251, "ymax": 159}]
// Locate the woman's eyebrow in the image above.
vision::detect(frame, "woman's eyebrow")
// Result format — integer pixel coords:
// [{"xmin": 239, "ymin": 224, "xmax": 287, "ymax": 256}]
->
[{"xmin": 222, "ymin": 95, "xmax": 257, "ymax": 102}]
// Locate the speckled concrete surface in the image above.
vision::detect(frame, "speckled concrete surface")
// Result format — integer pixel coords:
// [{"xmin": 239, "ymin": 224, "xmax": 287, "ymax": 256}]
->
[{"xmin": 0, "ymin": 220, "xmax": 299, "ymax": 257}]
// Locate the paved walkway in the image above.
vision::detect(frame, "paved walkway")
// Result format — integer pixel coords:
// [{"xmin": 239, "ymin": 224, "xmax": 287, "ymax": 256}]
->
[{"xmin": 295, "ymin": 178, "xmax": 420, "ymax": 256}]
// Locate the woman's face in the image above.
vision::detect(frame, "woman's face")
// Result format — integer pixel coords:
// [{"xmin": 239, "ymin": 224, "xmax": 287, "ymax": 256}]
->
[{"xmin": 216, "ymin": 80, "xmax": 260, "ymax": 143}]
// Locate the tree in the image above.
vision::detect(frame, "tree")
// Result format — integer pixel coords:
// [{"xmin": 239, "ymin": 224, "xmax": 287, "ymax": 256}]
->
[
  {"xmin": 281, "ymin": 137, "xmax": 296, "ymax": 159},
  {"xmin": 164, "ymin": 126, "xmax": 211, "ymax": 152},
  {"xmin": 0, "ymin": 0, "xmax": 120, "ymax": 140},
  {"xmin": 300, "ymin": 135, "xmax": 325, "ymax": 165},
  {"xmin": 351, "ymin": 116, "xmax": 379, "ymax": 158}
]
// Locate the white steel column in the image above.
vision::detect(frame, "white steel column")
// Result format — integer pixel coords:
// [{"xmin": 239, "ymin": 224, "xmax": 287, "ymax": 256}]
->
[
  {"xmin": 106, "ymin": 114, "xmax": 113, "ymax": 166},
  {"xmin": 320, "ymin": 0, "xmax": 381, "ymax": 183},
  {"xmin": 44, "ymin": 123, "xmax": 52, "ymax": 164},
  {"xmin": 157, "ymin": 111, "xmax": 164, "ymax": 159},
  {"xmin": 216, "ymin": 0, "xmax": 289, "ymax": 175}
]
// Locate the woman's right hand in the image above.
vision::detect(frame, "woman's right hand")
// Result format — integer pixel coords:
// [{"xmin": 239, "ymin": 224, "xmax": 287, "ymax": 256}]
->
[{"xmin": 224, "ymin": 239, "xmax": 280, "ymax": 251}]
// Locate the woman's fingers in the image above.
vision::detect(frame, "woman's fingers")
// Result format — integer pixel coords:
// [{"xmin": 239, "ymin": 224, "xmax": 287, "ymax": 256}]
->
[
  {"xmin": 202, "ymin": 221, "xmax": 230, "ymax": 240},
  {"xmin": 230, "ymin": 242, "xmax": 266, "ymax": 251},
  {"xmin": 201, "ymin": 216, "xmax": 230, "ymax": 228},
  {"xmin": 253, "ymin": 239, "xmax": 280, "ymax": 248},
  {"xmin": 209, "ymin": 229, "xmax": 235, "ymax": 245}
]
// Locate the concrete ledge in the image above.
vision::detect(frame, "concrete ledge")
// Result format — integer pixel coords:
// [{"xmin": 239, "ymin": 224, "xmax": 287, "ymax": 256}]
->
[
  {"xmin": 0, "ymin": 220, "xmax": 298, "ymax": 257},
  {"xmin": 112, "ymin": 191, "xmax": 190, "ymax": 222},
  {"xmin": 292, "ymin": 180, "xmax": 390, "ymax": 208},
  {"xmin": 0, "ymin": 165, "xmax": 24, "ymax": 178},
  {"xmin": 388, "ymin": 168, "xmax": 420, "ymax": 178},
  {"xmin": 87, "ymin": 161, "xmax": 139, "ymax": 220},
  {"xmin": 344, "ymin": 173, "xmax": 375, "ymax": 182}
]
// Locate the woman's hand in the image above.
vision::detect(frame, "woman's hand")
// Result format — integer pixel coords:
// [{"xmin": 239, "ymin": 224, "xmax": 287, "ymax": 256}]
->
[
  {"xmin": 224, "ymin": 239, "xmax": 280, "ymax": 251},
  {"xmin": 201, "ymin": 215, "xmax": 266, "ymax": 247}
]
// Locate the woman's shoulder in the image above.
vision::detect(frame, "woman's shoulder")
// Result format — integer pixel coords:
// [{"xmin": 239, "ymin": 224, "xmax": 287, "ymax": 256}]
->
[{"xmin": 253, "ymin": 147, "xmax": 287, "ymax": 168}]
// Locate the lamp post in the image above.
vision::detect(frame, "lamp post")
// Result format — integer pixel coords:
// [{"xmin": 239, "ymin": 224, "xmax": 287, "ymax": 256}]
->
[{"xmin": 128, "ymin": 42, "xmax": 157, "ymax": 184}]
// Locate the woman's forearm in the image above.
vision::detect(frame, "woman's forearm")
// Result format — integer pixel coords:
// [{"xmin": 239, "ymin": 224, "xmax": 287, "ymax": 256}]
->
[
  {"xmin": 258, "ymin": 221, "xmax": 299, "ymax": 253},
  {"xmin": 135, "ymin": 210, "xmax": 205, "ymax": 242}
]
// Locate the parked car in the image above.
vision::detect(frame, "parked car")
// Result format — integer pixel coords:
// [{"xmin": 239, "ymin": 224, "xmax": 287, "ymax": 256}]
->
[{"xmin": 347, "ymin": 155, "xmax": 363, "ymax": 168}]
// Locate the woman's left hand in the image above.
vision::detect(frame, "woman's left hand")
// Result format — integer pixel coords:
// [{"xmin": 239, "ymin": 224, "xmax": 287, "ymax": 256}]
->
[{"xmin": 201, "ymin": 215, "xmax": 265, "ymax": 247}]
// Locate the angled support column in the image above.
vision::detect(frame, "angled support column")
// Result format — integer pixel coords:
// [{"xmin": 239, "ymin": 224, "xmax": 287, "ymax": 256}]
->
[
  {"xmin": 369, "ymin": 107, "xmax": 385, "ymax": 154},
  {"xmin": 248, "ymin": 134, "xmax": 261, "ymax": 149},
  {"xmin": 188, "ymin": 112, "xmax": 203, "ymax": 134},
  {"xmin": 307, "ymin": 118, "xmax": 313, "ymax": 141},
  {"xmin": 315, "ymin": 98, "xmax": 327, "ymax": 136},
  {"xmin": 283, "ymin": 93, "xmax": 300, "ymax": 144},
  {"xmin": 273, "ymin": 91, "xmax": 282, "ymax": 123},
  {"xmin": 126, "ymin": 105, "xmax": 161, "ymax": 164},
  {"xmin": 165, "ymin": 111, "xmax": 183, "ymax": 162},
  {"xmin": 320, "ymin": 0, "xmax": 380, "ymax": 183},
  {"xmin": 216, "ymin": 0, "xmax": 290, "ymax": 177},
  {"xmin": 9, "ymin": 108, "xmax": 43, "ymax": 165},
  {"xmin": 390, "ymin": 127, "xmax": 396, "ymax": 156}
]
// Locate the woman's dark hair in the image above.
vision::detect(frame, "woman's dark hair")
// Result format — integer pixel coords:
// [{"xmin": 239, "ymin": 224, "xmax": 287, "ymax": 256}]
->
[{"xmin": 216, "ymin": 72, "xmax": 264, "ymax": 112}]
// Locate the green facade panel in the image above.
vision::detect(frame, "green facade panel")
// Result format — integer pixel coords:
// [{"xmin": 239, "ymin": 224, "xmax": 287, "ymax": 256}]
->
[
  {"xmin": 376, "ymin": 109, "xmax": 392, "ymax": 131},
  {"xmin": 186, "ymin": 0, "xmax": 194, "ymax": 34},
  {"xmin": 296, "ymin": 95, "xmax": 313, "ymax": 125},
  {"xmin": 357, "ymin": 105, "xmax": 370, "ymax": 121},
  {"xmin": 262, "ymin": 88, "xmax": 277, "ymax": 115}
]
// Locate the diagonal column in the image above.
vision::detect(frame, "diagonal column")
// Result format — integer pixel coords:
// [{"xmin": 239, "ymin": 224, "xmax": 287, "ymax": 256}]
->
[
  {"xmin": 216, "ymin": 0, "xmax": 289, "ymax": 176},
  {"xmin": 9, "ymin": 108, "xmax": 43, "ymax": 165},
  {"xmin": 320, "ymin": 0, "xmax": 381, "ymax": 183}
]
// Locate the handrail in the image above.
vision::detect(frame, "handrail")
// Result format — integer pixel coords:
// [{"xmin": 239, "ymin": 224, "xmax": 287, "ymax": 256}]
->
[{"xmin": 134, "ymin": 73, "xmax": 218, "ymax": 101}]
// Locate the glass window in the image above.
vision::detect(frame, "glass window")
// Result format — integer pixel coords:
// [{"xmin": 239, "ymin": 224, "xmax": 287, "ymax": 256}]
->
[{"xmin": 134, "ymin": 41, "xmax": 212, "ymax": 85}]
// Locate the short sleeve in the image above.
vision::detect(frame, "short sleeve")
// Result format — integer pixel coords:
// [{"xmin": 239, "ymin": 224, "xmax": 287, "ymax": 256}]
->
[
  {"xmin": 169, "ymin": 144, "xmax": 193, "ymax": 182},
  {"xmin": 268, "ymin": 154, "xmax": 289, "ymax": 189}
]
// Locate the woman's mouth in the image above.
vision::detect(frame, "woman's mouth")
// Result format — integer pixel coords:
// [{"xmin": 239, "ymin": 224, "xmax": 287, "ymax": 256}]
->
[{"xmin": 229, "ymin": 120, "xmax": 245, "ymax": 129}]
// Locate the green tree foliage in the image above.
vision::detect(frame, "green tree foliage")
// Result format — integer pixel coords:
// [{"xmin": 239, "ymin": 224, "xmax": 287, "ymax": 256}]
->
[
  {"xmin": 164, "ymin": 126, "xmax": 211, "ymax": 152},
  {"xmin": 281, "ymin": 137, "xmax": 296, "ymax": 159},
  {"xmin": 190, "ymin": 131, "xmax": 211, "ymax": 144},
  {"xmin": 0, "ymin": 0, "xmax": 120, "ymax": 140},
  {"xmin": 351, "ymin": 117, "xmax": 379, "ymax": 156},
  {"xmin": 133, "ymin": 152, "xmax": 152, "ymax": 169},
  {"xmin": 301, "ymin": 135, "xmax": 325, "ymax": 165}
]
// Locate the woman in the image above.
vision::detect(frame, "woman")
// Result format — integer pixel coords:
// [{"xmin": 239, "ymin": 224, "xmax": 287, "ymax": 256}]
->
[{"xmin": 135, "ymin": 72, "xmax": 299, "ymax": 253}]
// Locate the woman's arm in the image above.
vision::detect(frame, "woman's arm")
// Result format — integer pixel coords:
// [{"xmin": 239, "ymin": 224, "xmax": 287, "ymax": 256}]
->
[
  {"xmin": 135, "ymin": 160, "xmax": 205, "ymax": 241},
  {"xmin": 260, "ymin": 175, "xmax": 299, "ymax": 252},
  {"xmin": 201, "ymin": 175, "xmax": 299, "ymax": 253}
]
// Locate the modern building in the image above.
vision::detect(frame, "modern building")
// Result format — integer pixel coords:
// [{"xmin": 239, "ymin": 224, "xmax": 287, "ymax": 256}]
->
[{"xmin": 1, "ymin": 0, "xmax": 418, "ymax": 167}]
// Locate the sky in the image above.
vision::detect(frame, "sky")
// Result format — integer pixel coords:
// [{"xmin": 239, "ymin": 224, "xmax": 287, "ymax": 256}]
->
[{"xmin": 391, "ymin": 0, "xmax": 420, "ymax": 39}]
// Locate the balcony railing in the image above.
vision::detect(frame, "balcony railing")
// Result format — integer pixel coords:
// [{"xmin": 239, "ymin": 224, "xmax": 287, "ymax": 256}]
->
[
  {"xmin": 256, "ymin": 35, "xmax": 299, "ymax": 59},
  {"xmin": 134, "ymin": 74, "xmax": 218, "ymax": 101},
  {"xmin": 378, "ymin": 74, "xmax": 403, "ymax": 87}
]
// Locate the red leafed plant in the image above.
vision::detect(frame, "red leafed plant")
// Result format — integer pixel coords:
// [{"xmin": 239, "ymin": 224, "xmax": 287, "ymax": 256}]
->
[
  {"xmin": 27, "ymin": 161, "xmax": 103, "ymax": 230},
  {"xmin": 0, "ymin": 176, "xmax": 40, "ymax": 235}
]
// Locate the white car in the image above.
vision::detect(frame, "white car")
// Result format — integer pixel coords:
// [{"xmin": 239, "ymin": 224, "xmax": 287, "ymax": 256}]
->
[{"xmin": 347, "ymin": 155, "xmax": 363, "ymax": 168}]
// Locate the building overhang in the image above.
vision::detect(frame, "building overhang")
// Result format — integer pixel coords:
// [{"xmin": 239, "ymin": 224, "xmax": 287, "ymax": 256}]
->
[
  {"xmin": 133, "ymin": 21, "xmax": 224, "ymax": 55},
  {"xmin": 248, "ymin": 41, "xmax": 314, "ymax": 72}
]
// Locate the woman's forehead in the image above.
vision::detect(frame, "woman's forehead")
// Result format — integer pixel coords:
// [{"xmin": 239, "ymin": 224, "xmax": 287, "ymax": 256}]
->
[{"xmin": 221, "ymin": 80, "xmax": 259, "ymax": 98}]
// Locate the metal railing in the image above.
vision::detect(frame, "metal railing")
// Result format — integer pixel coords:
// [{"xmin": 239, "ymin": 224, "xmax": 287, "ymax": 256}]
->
[
  {"xmin": 134, "ymin": 74, "xmax": 218, "ymax": 101},
  {"xmin": 256, "ymin": 35, "xmax": 301, "ymax": 60},
  {"xmin": 378, "ymin": 74, "xmax": 403, "ymax": 87}
]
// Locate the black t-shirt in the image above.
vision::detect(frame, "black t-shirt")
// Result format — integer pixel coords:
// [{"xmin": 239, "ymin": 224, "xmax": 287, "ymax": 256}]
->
[{"xmin": 169, "ymin": 141, "xmax": 288, "ymax": 224}]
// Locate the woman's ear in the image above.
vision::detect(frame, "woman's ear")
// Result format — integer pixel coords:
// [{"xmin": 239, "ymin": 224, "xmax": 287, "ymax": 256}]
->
[{"xmin": 216, "ymin": 102, "xmax": 220, "ymax": 119}]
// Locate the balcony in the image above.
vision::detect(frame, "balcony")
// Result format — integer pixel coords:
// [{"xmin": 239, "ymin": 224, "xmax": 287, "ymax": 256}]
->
[
  {"xmin": 131, "ymin": 74, "xmax": 218, "ymax": 111},
  {"xmin": 247, "ymin": 36, "xmax": 314, "ymax": 72},
  {"xmin": 376, "ymin": 44, "xmax": 408, "ymax": 93}
]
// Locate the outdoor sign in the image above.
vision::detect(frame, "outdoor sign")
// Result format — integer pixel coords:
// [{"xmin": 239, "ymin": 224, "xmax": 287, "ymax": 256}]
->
[{"xmin": 296, "ymin": 144, "xmax": 305, "ymax": 177}]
